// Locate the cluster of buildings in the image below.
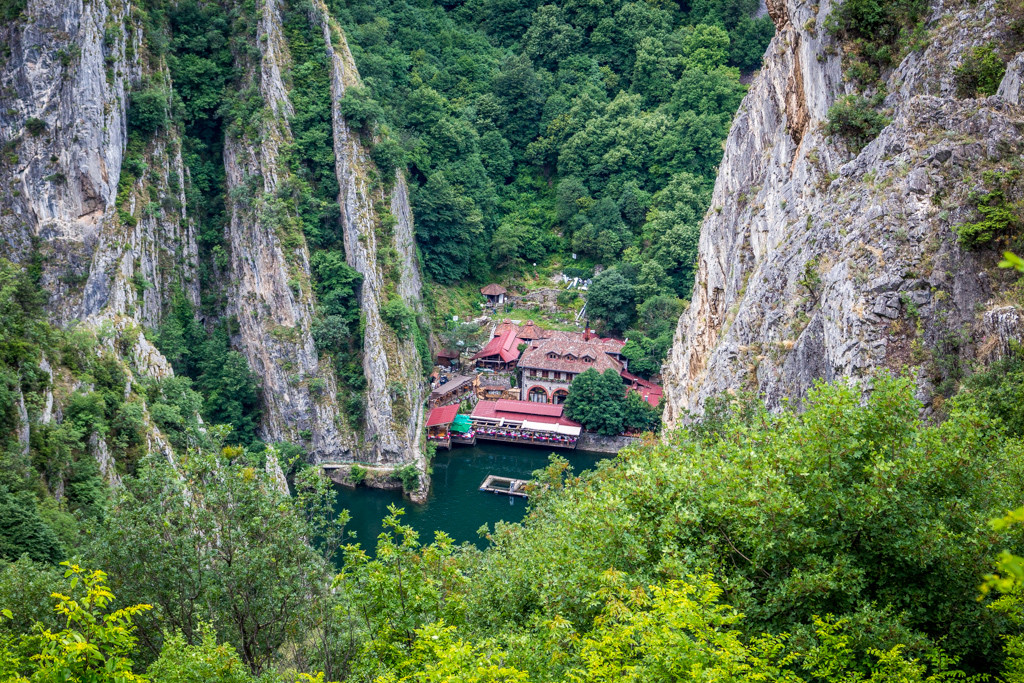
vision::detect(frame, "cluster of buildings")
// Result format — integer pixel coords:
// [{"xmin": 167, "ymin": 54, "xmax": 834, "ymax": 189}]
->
[
  {"xmin": 424, "ymin": 315, "xmax": 663, "ymax": 450},
  {"xmin": 470, "ymin": 321, "xmax": 662, "ymax": 408}
]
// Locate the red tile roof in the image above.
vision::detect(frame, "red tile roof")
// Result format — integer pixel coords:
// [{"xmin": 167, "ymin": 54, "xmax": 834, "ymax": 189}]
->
[
  {"xmin": 621, "ymin": 371, "xmax": 664, "ymax": 407},
  {"xmin": 426, "ymin": 404, "xmax": 459, "ymax": 428},
  {"xmin": 632, "ymin": 386, "xmax": 664, "ymax": 408},
  {"xmin": 471, "ymin": 323, "xmax": 522, "ymax": 363},
  {"xmin": 516, "ymin": 321, "xmax": 544, "ymax": 340},
  {"xmin": 481, "ymin": 284, "xmax": 507, "ymax": 295},
  {"xmin": 471, "ymin": 399, "xmax": 580, "ymax": 427},
  {"xmin": 518, "ymin": 333, "xmax": 625, "ymax": 375}
]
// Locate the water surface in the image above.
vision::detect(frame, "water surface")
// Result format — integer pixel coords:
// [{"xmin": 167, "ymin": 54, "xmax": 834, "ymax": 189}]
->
[{"xmin": 333, "ymin": 442, "xmax": 608, "ymax": 552}]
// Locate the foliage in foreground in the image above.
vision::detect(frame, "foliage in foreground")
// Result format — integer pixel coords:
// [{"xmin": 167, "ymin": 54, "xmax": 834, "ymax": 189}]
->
[
  {"xmin": 321, "ymin": 374, "xmax": 1024, "ymax": 681},
  {"xmin": 5, "ymin": 358, "xmax": 1024, "ymax": 681}
]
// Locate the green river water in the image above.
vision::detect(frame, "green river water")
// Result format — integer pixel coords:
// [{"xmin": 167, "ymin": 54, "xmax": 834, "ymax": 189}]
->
[{"xmin": 332, "ymin": 442, "xmax": 609, "ymax": 551}]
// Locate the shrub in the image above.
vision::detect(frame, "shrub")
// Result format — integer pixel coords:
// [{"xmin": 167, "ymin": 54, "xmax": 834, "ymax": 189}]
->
[
  {"xmin": 128, "ymin": 87, "xmax": 167, "ymax": 137},
  {"xmin": 24, "ymin": 117, "xmax": 46, "ymax": 136},
  {"xmin": 825, "ymin": 0, "xmax": 929, "ymax": 78},
  {"xmin": 381, "ymin": 297, "xmax": 415, "ymax": 340},
  {"xmin": 824, "ymin": 94, "xmax": 889, "ymax": 151},
  {"xmin": 954, "ymin": 43, "xmax": 1007, "ymax": 98},
  {"xmin": 393, "ymin": 464, "xmax": 420, "ymax": 492},
  {"xmin": 338, "ymin": 86, "xmax": 383, "ymax": 133},
  {"xmin": 350, "ymin": 463, "xmax": 368, "ymax": 486},
  {"xmin": 557, "ymin": 289, "xmax": 579, "ymax": 306},
  {"xmin": 954, "ymin": 171, "xmax": 1022, "ymax": 248},
  {"xmin": 370, "ymin": 136, "xmax": 405, "ymax": 178},
  {"xmin": 0, "ymin": 0, "xmax": 25, "ymax": 20},
  {"xmin": 122, "ymin": 153, "xmax": 146, "ymax": 179}
]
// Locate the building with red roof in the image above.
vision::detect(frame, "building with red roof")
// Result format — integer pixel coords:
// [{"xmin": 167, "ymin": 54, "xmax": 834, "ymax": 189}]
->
[
  {"xmin": 425, "ymin": 404, "xmax": 460, "ymax": 448},
  {"xmin": 471, "ymin": 399, "xmax": 581, "ymax": 429},
  {"xmin": 471, "ymin": 322, "xmax": 523, "ymax": 370},
  {"xmin": 426, "ymin": 404, "xmax": 459, "ymax": 429},
  {"xmin": 517, "ymin": 327, "xmax": 628, "ymax": 404},
  {"xmin": 622, "ymin": 370, "xmax": 664, "ymax": 408}
]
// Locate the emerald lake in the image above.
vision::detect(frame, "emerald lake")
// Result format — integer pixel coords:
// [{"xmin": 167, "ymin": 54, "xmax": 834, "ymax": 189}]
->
[{"xmin": 332, "ymin": 443, "xmax": 609, "ymax": 552}]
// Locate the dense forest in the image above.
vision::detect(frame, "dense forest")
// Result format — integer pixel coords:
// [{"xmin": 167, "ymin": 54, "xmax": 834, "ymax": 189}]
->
[{"xmin": 330, "ymin": 0, "xmax": 772, "ymax": 375}]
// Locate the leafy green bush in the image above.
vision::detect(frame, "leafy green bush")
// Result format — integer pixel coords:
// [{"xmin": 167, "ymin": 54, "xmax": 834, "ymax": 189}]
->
[
  {"xmin": 381, "ymin": 297, "xmax": 415, "ymax": 340},
  {"xmin": 370, "ymin": 135, "xmax": 405, "ymax": 178},
  {"xmin": 0, "ymin": 0, "xmax": 25, "ymax": 20},
  {"xmin": 556, "ymin": 289, "xmax": 579, "ymax": 307},
  {"xmin": 953, "ymin": 171, "xmax": 1022, "ymax": 248},
  {"xmin": 349, "ymin": 463, "xmax": 368, "ymax": 486},
  {"xmin": 825, "ymin": 0, "xmax": 929, "ymax": 81},
  {"xmin": 824, "ymin": 94, "xmax": 890, "ymax": 151},
  {"xmin": 338, "ymin": 86, "xmax": 383, "ymax": 133},
  {"xmin": 954, "ymin": 43, "xmax": 1008, "ymax": 98},
  {"xmin": 23, "ymin": 117, "xmax": 46, "ymax": 136},
  {"xmin": 127, "ymin": 87, "xmax": 167, "ymax": 137},
  {"xmin": 393, "ymin": 463, "xmax": 420, "ymax": 492}
]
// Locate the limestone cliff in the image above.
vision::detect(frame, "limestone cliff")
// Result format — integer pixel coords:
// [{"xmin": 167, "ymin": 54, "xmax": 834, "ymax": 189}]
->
[
  {"xmin": 0, "ymin": 0, "xmax": 427, "ymax": 477},
  {"xmin": 0, "ymin": 0, "xmax": 199, "ymax": 326},
  {"xmin": 662, "ymin": 0, "xmax": 1024, "ymax": 424},
  {"xmin": 223, "ymin": 0, "xmax": 426, "ymax": 467},
  {"xmin": 321, "ymin": 4, "xmax": 426, "ymax": 469}
]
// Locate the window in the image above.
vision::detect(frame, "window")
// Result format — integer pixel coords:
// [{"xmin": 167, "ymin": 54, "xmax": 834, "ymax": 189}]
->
[
  {"xmin": 552, "ymin": 389, "xmax": 569, "ymax": 405},
  {"xmin": 529, "ymin": 387, "xmax": 548, "ymax": 403}
]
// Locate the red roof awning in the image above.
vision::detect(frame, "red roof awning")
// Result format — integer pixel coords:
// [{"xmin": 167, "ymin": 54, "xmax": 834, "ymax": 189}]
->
[
  {"xmin": 426, "ymin": 404, "xmax": 460, "ymax": 428},
  {"xmin": 471, "ymin": 400, "xmax": 580, "ymax": 427}
]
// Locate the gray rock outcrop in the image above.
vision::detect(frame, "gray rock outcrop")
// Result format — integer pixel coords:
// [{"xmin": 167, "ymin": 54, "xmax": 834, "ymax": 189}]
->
[
  {"xmin": 0, "ymin": 0, "xmax": 427, "ymax": 474},
  {"xmin": 662, "ymin": 0, "xmax": 1024, "ymax": 425}
]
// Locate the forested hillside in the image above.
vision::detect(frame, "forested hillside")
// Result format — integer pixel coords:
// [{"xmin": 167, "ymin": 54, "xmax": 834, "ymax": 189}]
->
[{"xmin": 330, "ymin": 0, "xmax": 773, "ymax": 374}]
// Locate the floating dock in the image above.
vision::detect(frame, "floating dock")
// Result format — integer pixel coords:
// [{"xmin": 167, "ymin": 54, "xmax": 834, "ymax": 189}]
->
[{"xmin": 479, "ymin": 474, "xmax": 530, "ymax": 497}]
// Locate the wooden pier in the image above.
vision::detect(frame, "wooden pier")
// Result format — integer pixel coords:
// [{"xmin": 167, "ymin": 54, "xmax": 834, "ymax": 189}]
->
[{"xmin": 479, "ymin": 474, "xmax": 530, "ymax": 498}]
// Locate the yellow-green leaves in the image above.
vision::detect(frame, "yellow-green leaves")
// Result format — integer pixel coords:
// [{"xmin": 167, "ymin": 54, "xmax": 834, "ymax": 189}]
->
[{"xmin": 2, "ymin": 563, "xmax": 151, "ymax": 682}]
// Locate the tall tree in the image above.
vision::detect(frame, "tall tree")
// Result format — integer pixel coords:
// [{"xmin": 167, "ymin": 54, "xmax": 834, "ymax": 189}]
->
[
  {"xmin": 564, "ymin": 368, "xmax": 626, "ymax": 436},
  {"xmin": 586, "ymin": 269, "xmax": 637, "ymax": 334}
]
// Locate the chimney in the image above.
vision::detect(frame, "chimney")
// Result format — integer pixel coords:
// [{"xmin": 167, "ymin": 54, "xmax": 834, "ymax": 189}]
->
[{"xmin": 584, "ymin": 323, "xmax": 592, "ymax": 342}]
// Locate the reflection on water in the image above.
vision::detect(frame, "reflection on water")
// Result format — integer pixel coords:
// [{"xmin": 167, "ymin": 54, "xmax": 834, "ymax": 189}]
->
[{"xmin": 333, "ymin": 442, "xmax": 608, "ymax": 553}]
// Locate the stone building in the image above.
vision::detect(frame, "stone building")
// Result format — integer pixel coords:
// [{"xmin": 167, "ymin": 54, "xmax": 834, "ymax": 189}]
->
[{"xmin": 517, "ymin": 329, "xmax": 628, "ymax": 404}]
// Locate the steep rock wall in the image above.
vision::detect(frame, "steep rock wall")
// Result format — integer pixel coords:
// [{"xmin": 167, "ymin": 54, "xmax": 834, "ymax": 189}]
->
[
  {"xmin": 662, "ymin": 0, "xmax": 1024, "ymax": 425},
  {"xmin": 222, "ymin": 0, "xmax": 426, "ymax": 466},
  {"xmin": 222, "ymin": 0, "xmax": 354, "ymax": 458},
  {"xmin": 320, "ymin": 3, "xmax": 426, "ymax": 467},
  {"xmin": 0, "ymin": 0, "xmax": 198, "ymax": 326}
]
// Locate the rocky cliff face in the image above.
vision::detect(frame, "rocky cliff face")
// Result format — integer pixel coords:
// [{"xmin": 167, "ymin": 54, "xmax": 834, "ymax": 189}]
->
[
  {"xmin": 0, "ymin": 0, "xmax": 427, "ymax": 473},
  {"xmin": 321, "ymin": 4, "xmax": 426, "ymax": 468},
  {"xmin": 0, "ymin": 0, "xmax": 199, "ymax": 326},
  {"xmin": 223, "ymin": 0, "xmax": 426, "ymax": 466},
  {"xmin": 662, "ymin": 0, "xmax": 1024, "ymax": 424}
]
